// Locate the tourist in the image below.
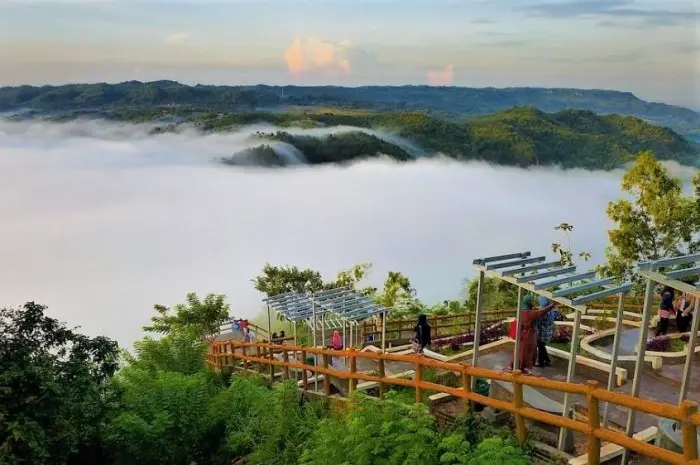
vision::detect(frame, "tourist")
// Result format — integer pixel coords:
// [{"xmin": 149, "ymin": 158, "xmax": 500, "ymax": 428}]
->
[
  {"xmin": 676, "ymin": 280, "xmax": 697, "ymax": 333},
  {"xmin": 271, "ymin": 332, "xmax": 278, "ymax": 342},
  {"xmin": 244, "ymin": 327, "xmax": 253, "ymax": 343},
  {"xmin": 534, "ymin": 296, "xmax": 557, "ymax": 368},
  {"xmin": 331, "ymin": 330, "xmax": 343, "ymax": 350},
  {"xmin": 656, "ymin": 286, "xmax": 676, "ymax": 336},
  {"xmin": 412, "ymin": 314, "xmax": 432, "ymax": 354},
  {"xmin": 514, "ymin": 293, "xmax": 553, "ymax": 374}
]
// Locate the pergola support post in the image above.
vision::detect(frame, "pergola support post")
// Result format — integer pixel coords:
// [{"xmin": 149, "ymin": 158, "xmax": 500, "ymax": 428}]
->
[
  {"xmin": 603, "ymin": 293, "xmax": 626, "ymax": 428},
  {"xmin": 470, "ymin": 270, "xmax": 485, "ymax": 391},
  {"xmin": 621, "ymin": 276, "xmax": 656, "ymax": 465},
  {"xmin": 679, "ymin": 298, "xmax": 700, "ymax": 403},
  {"xmin": 513, "ymin": 287, "xmax": 523, "ymax": 370},
  {"xmin": 558, "ymin": 308, "xmax": 582, "ymax": 451}
]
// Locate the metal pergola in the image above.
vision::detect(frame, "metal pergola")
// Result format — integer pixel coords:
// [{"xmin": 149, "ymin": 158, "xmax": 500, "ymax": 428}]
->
[
  {"xmin": 264, "ymin": 287, "xmax": 390, "ymax": 391},
  {"xmin": 472, "ymin": 251, "xmax": 632, "ymax": 451},
  {"xmin": 620, "ymin": 253, "xmax": 700, "ymax": 465},
  {"xmin": 264, "ymin": 286, "xmax": 391, "ymax": 352}
]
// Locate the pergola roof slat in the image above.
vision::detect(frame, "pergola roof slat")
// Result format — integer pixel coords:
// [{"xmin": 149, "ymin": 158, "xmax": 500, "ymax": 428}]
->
[
  {"xmin": 501, "ymin": 260, "xmax": 565, "ymax": 276},
  {"xmin": 486, "ymin": 255, "xmax": 547, "ymax": 270},
  {"xmin": 552, "ymin": 277, "xmax": 616, "ymax": 297},
  {"xmin": 534, "ymin": 271, "xmax": 598, "ymax": 291},
  {"xmin": 515, "ymin": 265, "xmax": 577, "ymax": 283}
]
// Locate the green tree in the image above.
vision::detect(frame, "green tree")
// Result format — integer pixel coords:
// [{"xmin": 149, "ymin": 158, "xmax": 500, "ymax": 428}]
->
[
  {"xmin": 465, "ymin": 278, "xmax": 519, "ymax": 311},
  {"xmin": 377, "ymin": 271, "xmax": 425, "ymax": 319},
  {"xmin": 300, "ymin": 392, "xmax": 440, "ymax": 465},
  {"xmin": 104, "ymin": 333, "xmax": 225, "ymax": 465},
  {"xmin": 143, "ymin": 292, "xmax": 230, "ymax": 343},
  {"xmin": 328, "ymin": 262, "xmax": 377, "ymax": 295},
  {"xmin": 0, "ymin": 302, "xmax": 119, "ymax": 465},
  {"xmin": 601, "ymin": 151, "xmax": 700, "ymax": 282},
  {"xmin": 252, "ymin": 263, "xmax": 324, "ymax": 297},
  {"xmin": 551, "ymin": 223, "xmax": 592, "ymax": 266}
]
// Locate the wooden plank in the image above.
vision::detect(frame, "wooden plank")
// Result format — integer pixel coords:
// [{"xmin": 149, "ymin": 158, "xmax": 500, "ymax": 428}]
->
[{"xmin": 568, "ymin": 426, "xmax": 658, "ymax": 465}]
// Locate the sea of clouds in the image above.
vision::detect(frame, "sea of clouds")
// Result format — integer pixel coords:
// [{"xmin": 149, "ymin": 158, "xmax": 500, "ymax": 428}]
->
[{"xmin": 0, "ymin": 118, "xmax": 696, "ymax": 347}]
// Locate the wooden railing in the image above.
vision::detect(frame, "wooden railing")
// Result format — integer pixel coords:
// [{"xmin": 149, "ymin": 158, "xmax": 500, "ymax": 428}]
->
[
  {"xmin": 361, "ymin": 296, "xmax": 656, "ymax": 341},
  {"xmin": 362, "ymin": 310, "xmax": 516, "ymax": 341},
  {"xmin": 208, "ymin": 340, "xmax": 700, "ymax": 465}
]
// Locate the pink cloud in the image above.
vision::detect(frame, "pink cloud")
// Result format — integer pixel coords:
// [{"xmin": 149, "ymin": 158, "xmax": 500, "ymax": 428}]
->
[
  {"xmin": 284, "ymin": 38, "xmax": 352, "ymax": 76},
  {"xmin": 427, "ymin": 65, "xmax": 454, "ymax": 86}
]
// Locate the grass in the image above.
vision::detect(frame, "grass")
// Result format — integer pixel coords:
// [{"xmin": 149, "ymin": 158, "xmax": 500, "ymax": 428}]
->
[{"xmin": 669, "ymin": 339, "xmax": 686, "ymax": 352}]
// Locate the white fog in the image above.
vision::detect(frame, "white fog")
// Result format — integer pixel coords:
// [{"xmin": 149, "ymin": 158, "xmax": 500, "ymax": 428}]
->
[{"xmin": 1, "ymin": 119, "xmax": 696, "ymax": 347}]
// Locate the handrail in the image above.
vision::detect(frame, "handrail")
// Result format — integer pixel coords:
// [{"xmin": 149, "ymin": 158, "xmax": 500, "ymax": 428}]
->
[{"xmin": 208, "ymin": 340, "xmax": 699, "ymax": 465}]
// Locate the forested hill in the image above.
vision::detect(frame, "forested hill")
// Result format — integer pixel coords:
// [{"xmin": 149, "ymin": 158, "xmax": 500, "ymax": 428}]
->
[
  {"xmin": 1, "ymin": 80, "xmax": 698, "ymax": 133},
  {"xmin": 144, "ymin": 106, "xmax": 698, "ymax": 169}
]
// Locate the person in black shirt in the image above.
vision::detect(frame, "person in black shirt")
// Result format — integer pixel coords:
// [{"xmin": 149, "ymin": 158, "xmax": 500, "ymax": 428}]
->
[{"xmin": 412, "ymin": 314, "xmax": 431, "ymax": 354}]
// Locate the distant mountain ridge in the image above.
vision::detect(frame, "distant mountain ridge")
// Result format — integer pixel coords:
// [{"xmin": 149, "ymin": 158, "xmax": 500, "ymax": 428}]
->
[{"xmin": 0, "ymin": 80, "xmax": 698, "ymax": 133}]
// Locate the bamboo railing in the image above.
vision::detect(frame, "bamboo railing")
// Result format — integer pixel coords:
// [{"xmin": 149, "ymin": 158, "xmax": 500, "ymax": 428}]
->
[{"xmin": 208, "ymin": 340, "xmax": 700, "ymax": 465}]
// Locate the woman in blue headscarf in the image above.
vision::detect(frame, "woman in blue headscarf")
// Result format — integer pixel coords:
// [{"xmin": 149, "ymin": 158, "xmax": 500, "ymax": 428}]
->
[{"xmin": 515, "ymin": 293, "xmax": 553, "ymax": 374}]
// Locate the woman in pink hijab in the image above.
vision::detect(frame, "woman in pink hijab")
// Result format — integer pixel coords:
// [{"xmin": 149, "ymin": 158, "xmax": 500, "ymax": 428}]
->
[{"xmin": 331, "ymin": 330, "xmax": 343, "ymax": 350}]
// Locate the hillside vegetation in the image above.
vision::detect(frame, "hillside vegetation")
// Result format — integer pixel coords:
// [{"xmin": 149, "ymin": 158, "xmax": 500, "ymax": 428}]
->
[
  {"xmin": 163, "ymin": 107, "xmax": 697, "ymax": 169},
  {"xmin": 2, "ymin": 80, "xmax": 698, "ymax": 133}
]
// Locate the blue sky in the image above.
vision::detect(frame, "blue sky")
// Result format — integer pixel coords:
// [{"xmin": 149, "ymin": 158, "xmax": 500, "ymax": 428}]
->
[{"xmin": 0, "ymin": 0, "xmax": 698, "ymax": 108}]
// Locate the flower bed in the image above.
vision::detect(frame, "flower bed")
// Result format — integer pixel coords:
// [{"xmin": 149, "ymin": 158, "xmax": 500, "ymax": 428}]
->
[{"xmin": 645, "ymin": 335, "xmax": 688, "ymax": 353}]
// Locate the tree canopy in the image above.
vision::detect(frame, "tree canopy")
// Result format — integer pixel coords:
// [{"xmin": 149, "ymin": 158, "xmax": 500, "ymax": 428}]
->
[
  {"xmin": 0, "ymin": 303, "xmax": 119, "ymax": 465},
  {"xmin": 143, "ymin": 292, "xmax": 230, "ymax": 343},
  {"xmin": 601, "ymin": 151, "xmax": 700, "ymax": 282}
]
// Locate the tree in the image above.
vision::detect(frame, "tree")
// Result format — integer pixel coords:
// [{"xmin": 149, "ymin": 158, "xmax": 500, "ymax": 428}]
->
[
  {"xmin": 465, "ymin": 277, "xmax": 519, "ymax": 311},
  {"xmin": 0, "ymin": 302, "xmax": 119, "ymax": 465},
  {"xmin": 601, "ymin": 151, "xmax": 700, "ymax": 282},
  {"xmin": 551, "ymin": 223, "xmax": 592, "ymax": 266},
  {"xmin": 376, "ymin": 271, "xmax": 425, "ymax": 319},
  {"xmin": 252, "ymin": 263, "xmax": 324, "ymax": 297},
  {"xmin": 143, "ymin": 292, "xmax": 230, "ymax": 343},
  {"xmin": 327, "ymin": 262, "xmax": 377, "ymax": 295}
]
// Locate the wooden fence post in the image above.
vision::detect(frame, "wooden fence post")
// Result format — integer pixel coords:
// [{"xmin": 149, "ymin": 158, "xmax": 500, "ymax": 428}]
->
[
  {"xmin": 300, "ymin": 349, "xmax": 308, "ymax": 391},
  {"xmin": 461, "ymin": 366, "xmax": 472, "ymax": 412},
  {"xmin": 512, "ymin": 370, "xmax": 527, "ymax": 445},
  {"xmin": 681, "ymin": 400, "xmax": 699, "ymax": 461},
  {"xmin": 268, "ymin": 345, "xmax": 275, "ymax": 378},
  {"xmin": 323, "ymin": 354, "xmax": 331, "ymax": 395},
  {"xmin": 242, "ymin": 345, "xmax": 249, "ymax": 372},
  {"xmin": 378, "ymin": 358, "xmax": 386, "ymax": 397},
  {"xmin": 282, "ymin": 349, "xmax": 290, "ymax": 380},
  {"xmin": 256, "ymin": 346, "xmax": 262, "ymax": 373},
  {"xmin": 349, "ymin": 349, "xmax": 357, "ymax": 394},
  {"xmin": 415, "ymin": 359, "xmax": 423, "ymax": 404},
  {"xmin": 586, "ymin": 380, "xmax": 601, "ymax": 465}
]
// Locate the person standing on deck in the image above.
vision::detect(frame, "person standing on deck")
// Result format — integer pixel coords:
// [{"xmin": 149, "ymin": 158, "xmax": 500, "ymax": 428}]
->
[
  {"xmin": 514, "ymin": 293, "xmax": 553, "ymax": 375},
  {"xmin": 412, "ymin": 314, "xmax": 431, "ymax": 354},
  {"xmin": 331, "ymin": 330, "xmax": 343, "ymax": 350},
  {"xmin": 656, "ymin": 286, "xmax": 676, "ymax": 336},
  {"xmin": 534, "ymin": 296, "xmax": 557, "ymax": 367},
  {"xmin": 675, "ymin": 280, "xmax": 697, "ymax": 333}
]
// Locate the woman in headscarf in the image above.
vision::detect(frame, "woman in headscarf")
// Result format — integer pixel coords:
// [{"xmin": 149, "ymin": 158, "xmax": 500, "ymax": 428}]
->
[
  {"xmin": 515, "ymin": 293, "xmax": 554, "ymax": 374},
  {"xmin": 331, "ymin": 330, "xmax": 343, "ymax": 350},
  {"xmin": 412, "ymin": 314, "xmax": 432, "ymax": 354},
  {"xmin": 656, "ymin": 286, "xmax": 676, "ymax": 336},
  {"xmin": 676, "ymin": 279, "xmax": 697, "ymax": 333}
]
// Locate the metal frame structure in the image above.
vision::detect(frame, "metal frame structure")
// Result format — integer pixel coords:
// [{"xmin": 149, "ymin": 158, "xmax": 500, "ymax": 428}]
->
[
  {"xmin": 264, "ymin": 286, "xmax": 391, "ymax": 351},
  {"xmin": 620, "ymin": 253, "xmax": 700, "ymax": 465},
  {"xmin": 473, "ymin": 251, "xmax": 632, "ymax": 451},
  {"xmin": 263, "ymin": 287, "xmax": 390, "ymax": 392}
]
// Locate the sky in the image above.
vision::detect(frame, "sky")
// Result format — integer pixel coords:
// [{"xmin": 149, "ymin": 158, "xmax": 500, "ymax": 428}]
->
[
  {"xmin": 1, "ymin": 117, "xmax": 698, "ymax": 346},
  {"xmin": 0, "ymin": 0, "xmax": 698, "ymax": 107}
]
